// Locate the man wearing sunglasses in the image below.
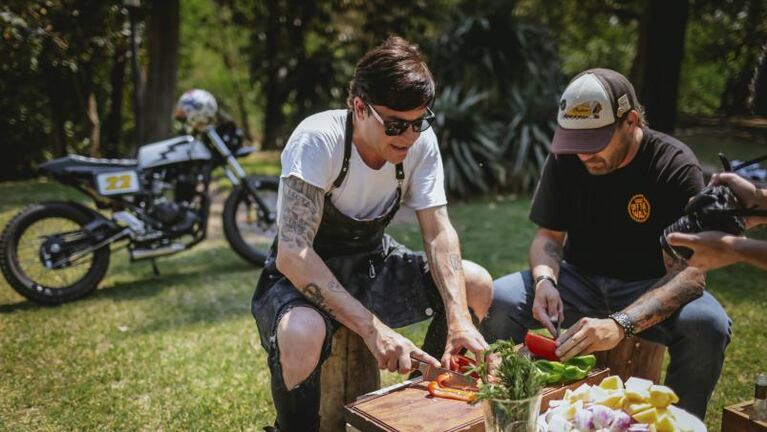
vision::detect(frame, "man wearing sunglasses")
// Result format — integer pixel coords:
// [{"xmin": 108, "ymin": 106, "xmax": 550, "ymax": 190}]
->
[{"xmin": 252, "ymin": 36, "xmax": 492, "ymax": 432}]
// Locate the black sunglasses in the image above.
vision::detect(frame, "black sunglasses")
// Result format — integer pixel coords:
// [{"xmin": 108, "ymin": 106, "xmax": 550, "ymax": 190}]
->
[{"xmin": 367, "ymin": 104, "xmax": 436, "ymax": 136}]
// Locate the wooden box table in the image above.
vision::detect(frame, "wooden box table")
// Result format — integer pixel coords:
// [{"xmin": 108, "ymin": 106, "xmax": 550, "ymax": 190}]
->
[
  {"xmin": 344, "ymin": 368, "xmax": 609, "ymax": 432},
  {"xmin": 722, "ymin": 401, "xmax": 767, "ymax": 432}
]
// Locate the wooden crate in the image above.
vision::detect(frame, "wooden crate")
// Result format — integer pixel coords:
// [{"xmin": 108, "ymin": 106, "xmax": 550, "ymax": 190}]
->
[
  {"xmin": 722, "ymin": 401, "xmax": 767, "ymax": 432},
  {"xmin": 344, "ymin": 368, "xmax": 609, "ymax": 432}
]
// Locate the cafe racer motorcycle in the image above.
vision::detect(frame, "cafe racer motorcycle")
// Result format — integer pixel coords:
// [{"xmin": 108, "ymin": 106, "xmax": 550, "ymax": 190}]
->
[{"xmin": 0, "ymin": 90, "xmax": 278, "ymax": 304}]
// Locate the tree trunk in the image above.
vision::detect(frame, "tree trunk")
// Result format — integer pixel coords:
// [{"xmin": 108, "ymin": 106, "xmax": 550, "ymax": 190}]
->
[
  {"xmin": 753, "ymin": 44, "xmax": 767, "ymax": 115},
  {"xmin": 719, "ymin": 0, "xmax": 765, "ymax": 115},
  {"xmin": 104, "ymin": 43, "xmax": 127, "ymax": 158},
  {"xmin": 633, "ymin": 0, "xmax": 689, "ymax": 133},
  {"xmin": 261, "ymin": 0, "xmax": 284, "ymax": 150},
  {"xmin": 87, "ymin": 93, "xmax": 101, "ymax": 157},
  {"xmin": 140, "ymin": 0, "xmax": 180, "ymax": 144}
]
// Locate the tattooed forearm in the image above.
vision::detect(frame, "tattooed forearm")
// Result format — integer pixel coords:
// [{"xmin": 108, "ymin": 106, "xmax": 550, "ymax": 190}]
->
[
  {"xmin": 543, "ymin": 240, "xmax": 562, "ymax": 262},
  {"xmin": 278, "ymin": 176, "xmax": 325, "ymax": 249},
  {"xmin": 622, "ymin": 261, "xmax": 705, "ymax": 333},
  {"xmin": 423, "ymin": 208, "xmax": 466, "ymax": 312},
  {"xmin": 302, "ymin": 282, "xmax": 335, "ymax": 318}
]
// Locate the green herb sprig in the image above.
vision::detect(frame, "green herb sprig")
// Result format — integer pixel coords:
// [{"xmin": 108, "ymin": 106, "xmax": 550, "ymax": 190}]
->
[{"xmin": 471, "ymin": 340, "xmax": 546, "ymax": 402}]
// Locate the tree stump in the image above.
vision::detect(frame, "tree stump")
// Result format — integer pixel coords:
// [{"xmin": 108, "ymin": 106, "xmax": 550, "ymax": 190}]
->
[
  {"xmin": 320, "ymin": 326, "xmax": 380, "ymax": 432},
  {"xmin": 594, "ymin": 338, "xmax": 666, "ymax": 383}
]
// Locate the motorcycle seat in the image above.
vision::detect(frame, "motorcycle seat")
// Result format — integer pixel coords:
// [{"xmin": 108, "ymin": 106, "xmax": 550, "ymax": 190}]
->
[
  {"xmin": 65, "ymin": 155, "xmax": 139, "ymax": 168},
  {"xmin": 38, "ymin": 155, "xmax": 139, "ymax": 177}
]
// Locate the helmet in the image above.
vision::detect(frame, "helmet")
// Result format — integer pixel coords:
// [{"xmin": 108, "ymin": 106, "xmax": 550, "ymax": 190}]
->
[{"xmin": 174, "ymin": 89, "xmax": 218, "ymax": 132}]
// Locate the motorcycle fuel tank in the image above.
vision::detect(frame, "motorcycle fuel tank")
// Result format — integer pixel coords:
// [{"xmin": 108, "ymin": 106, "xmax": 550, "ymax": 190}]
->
[{"xmin": 137, "ymin": 135, "xmax": 212, "ymax": 169}]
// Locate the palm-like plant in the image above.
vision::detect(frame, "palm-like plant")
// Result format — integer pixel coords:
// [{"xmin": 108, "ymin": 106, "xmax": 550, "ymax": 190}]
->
[{"xmin": 427, "ymin": 1, "xmax": 564, "ymax": 196}]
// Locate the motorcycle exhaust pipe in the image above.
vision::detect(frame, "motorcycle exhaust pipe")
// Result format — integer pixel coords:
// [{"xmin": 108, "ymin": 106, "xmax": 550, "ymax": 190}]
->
[{"xmin": 130, "ymin": 243, "xmax": 186, "ymax": 260}]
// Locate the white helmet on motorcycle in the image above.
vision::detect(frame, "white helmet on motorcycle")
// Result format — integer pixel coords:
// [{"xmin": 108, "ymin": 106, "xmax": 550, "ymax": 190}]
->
[{"xmin": 174, "ymin": 89, "xmax": 218, "ymax": 132}]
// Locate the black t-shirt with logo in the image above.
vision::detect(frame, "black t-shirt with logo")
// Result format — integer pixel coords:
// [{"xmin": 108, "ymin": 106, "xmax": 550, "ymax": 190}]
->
[{"xmin": 529, "ymin": 128, "xmax": 704, "ymax": 281}]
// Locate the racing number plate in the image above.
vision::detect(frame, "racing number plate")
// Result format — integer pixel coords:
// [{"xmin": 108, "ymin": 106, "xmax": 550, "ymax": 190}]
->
[{"xmin": 96, "ymin": 171, "xmax": 140, "ymax": 196}]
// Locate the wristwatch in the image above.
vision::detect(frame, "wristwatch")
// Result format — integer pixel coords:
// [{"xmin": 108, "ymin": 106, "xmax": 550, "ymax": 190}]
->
[
  {"xmin": 534, "ymin": 274, "xmax": 557, "ymax": 289},
  {"xmin": 609, "ymin": 312, "xmax": 635, "ymax": 339}
]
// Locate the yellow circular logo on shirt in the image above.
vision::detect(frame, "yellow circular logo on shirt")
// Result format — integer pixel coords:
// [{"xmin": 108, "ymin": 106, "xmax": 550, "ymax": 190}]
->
[{"xmin": 627, "ymin": 194, "xmax": 651, "ymax": 223}]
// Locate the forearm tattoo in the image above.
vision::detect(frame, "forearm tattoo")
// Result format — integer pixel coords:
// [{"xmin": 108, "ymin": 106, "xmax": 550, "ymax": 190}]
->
[
  {"xmin": 543, "ymin": 240, "xmax": 562, "ymax": 262},
  {"xmin": 303, "ymin": 282, "xmax": 335, "ymax": 317},
  {"xmin": 425, "ymin": 207, "xmax": 464, "ymax": 304},
  {"xmin": 278, "ymin": 176, "xmax": 324, "ymax": 249},
  {"xmin": 623, "ymin": 258, "xmax": 705, "ymax": 332}
]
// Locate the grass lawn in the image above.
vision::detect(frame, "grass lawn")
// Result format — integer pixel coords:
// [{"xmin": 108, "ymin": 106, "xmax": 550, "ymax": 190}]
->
[{"xmin": 1, "ymin": 142, "xmax": 766, "ymax": 431}]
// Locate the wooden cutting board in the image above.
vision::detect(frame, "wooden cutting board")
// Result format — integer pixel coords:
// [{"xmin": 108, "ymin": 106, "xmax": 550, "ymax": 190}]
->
[{"xmin": 344, "ymin": 368, "xmax": 610, "ymax": 432}]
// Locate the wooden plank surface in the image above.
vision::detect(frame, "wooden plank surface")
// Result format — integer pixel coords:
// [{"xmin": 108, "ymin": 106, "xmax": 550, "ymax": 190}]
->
[
  {"xmin": 345, "ymin": 368, "xmax": 609, "ymax": 432},
  {"xmin": 722, "ymin": 401, "xmax": 767, "ymax": 432}
]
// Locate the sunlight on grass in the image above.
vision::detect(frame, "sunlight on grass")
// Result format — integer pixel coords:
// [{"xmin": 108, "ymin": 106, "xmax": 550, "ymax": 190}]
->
[{"xmin": 1, "ymin": 155, "xmax": 766, "ymax": 430}]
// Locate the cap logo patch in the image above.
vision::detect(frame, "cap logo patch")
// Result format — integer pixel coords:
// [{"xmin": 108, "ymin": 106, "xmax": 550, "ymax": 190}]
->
[
  {"xmin": 627, "ymin": 194, "xmax": 651, "ymax": 223},
  {"xmin": 563, "ymin": 101, "xmax": 602, "ymax": 119},
  {"xmin": 616, "ymin": 94, "xmax": 630, "ymax": 118}
]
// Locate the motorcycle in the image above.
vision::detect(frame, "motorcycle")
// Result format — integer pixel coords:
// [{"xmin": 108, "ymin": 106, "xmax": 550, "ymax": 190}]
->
[{"xmin": 0, "ymin": 118, "xmax": 279, "ymax": 305}]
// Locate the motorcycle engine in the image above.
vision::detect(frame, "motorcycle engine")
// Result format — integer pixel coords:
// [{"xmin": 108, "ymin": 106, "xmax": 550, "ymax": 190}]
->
[{"xmin": 142, "ymin": 166, "xmax": 207, "ymax": 236}]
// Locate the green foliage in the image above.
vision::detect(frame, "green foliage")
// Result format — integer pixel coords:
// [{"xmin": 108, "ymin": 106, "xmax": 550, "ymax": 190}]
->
[
  {"xmin": 474, "ymin": 340, "xmax": 546, "ymax": 401},
  {"xmin": 0, "ymin": 1, "xmax": 128, "ymax": 179},
  {"xmin": 428, "ymin": 2, "xmax": 563, "ymax": 196}
]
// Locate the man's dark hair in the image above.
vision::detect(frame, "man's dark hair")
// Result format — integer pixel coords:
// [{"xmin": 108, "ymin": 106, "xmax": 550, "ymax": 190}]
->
[{"xmin": 346, "ymin": 36, "xmax": 435, "ymax": 111}]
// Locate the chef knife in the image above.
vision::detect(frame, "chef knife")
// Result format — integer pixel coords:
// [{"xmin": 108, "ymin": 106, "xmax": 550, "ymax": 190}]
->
[{"xmin": 410, "ymin": 356, "xmax": 478, "ymax": 388}]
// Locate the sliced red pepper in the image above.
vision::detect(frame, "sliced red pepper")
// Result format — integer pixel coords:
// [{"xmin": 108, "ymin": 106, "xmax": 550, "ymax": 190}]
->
[
  {"xmin": 449, "ymin": 354, "xmax": 480, "ymax": 380},
  {"xmin": 524, "ymin": 331, "xmax": 559, "ymax": 361},
  {"xmin": 435, "ymin": 372, "xmax": 479, "ymax": 392},
  {"xmin": 427, "ymin": 380, "xmax": 478, "ymax": 402}
]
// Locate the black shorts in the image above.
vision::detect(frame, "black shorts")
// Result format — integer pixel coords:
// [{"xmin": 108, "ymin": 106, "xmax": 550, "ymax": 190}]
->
[{"xmin": 251, "ymin": 234, "xmax": 442, "ymax": 363}]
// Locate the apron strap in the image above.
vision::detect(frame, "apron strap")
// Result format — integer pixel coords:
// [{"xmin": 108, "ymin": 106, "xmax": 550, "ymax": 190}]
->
[
  {"xmin": 331, "ymin": 110, "xmax": 406, "ymax": 190},
  {"xmin": 331, "ymin": 111, "xmax": 354, "ymax": 189}
]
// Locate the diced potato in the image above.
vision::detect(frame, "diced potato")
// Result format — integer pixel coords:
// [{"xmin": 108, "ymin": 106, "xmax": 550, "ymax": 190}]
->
[
  {"xmin": 563, "ymin": 400, "xmax": 583, "ymax": 419},
  {"xmin": 600, "ymin": 375, "xmax": 624, "ymax": 391},
  {"xmin": 632, "ymin": 407, "xmax": 658, "ymax": 424},
  {"xmin": 626, "ymin": 402, "xmax": 653, "ymax": 415},
  {"xmin": 655, "ymin": 414, "xmax": 679, "ymax": 432},
  {"xmin": 625, "ymin": 377, "xmax": 654, "ymax": 392},
  {"xmin": 595, "ymin": 393, "xmax": 624, "ymax": 409},
  {"xmin": 625, "ymin": 388, "xmax": 651, "ymax": 402},
  {"xmin": 650, "ymin": 385, "xmax": 680, "ymax": 405}
]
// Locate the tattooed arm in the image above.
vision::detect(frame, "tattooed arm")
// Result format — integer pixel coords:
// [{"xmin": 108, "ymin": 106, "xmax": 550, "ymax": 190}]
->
[
  {"xmin": 417, "ymin": 206, "xmax": 488, "ymax": 366},
  {"xmin": 275, "ymin": 175, "xmax": 439, "ymax": 373},
  {"xmin": 555, "ymin": 253, "xmax": 705, "ymax": 360},
  {"xmin": 621, "ymin": 253, "xmax": 706, "ymax": 332},
  {"xmin": 528, "ymin": 228, "xmax": 567, "ymax": 336}
]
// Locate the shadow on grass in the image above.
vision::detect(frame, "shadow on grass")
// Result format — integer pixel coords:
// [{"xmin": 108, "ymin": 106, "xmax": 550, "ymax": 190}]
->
[{"xmin": 0, "ymin": 244, "xmax": 263, "ymax": 313}]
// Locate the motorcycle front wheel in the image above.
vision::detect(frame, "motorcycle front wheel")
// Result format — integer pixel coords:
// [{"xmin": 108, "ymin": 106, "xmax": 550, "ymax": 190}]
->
[
  {"xmin": 222, "ymin": 176, "xmax": 279, "ymax": 266},
  {"xmin": 0, "ymin": 202, "xmax": 111, "ymax": 305}
]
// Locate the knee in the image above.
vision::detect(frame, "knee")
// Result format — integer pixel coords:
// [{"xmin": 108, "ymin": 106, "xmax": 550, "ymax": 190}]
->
[
  {"xmin": 463, "ymin": 260, "xmax": 493, "ymax": 321},
  {"xmin": 276, "ymin": 307, "xmax": 326, "ymax": 389},
  {"xmin": 678, "ymin": 307, "xmax": 732, "ymax": 349}
]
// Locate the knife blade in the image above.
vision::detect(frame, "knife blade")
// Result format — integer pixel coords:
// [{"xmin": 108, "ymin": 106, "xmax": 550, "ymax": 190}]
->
[{"xmin": 410, "ymin": 356, "xmax": 477, "ymax": 388}]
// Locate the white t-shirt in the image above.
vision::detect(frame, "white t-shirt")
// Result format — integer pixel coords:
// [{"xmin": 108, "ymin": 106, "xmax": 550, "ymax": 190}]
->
[{"xmin": 278, "ymin": 109, "xmax": 447, "ymax": 220}]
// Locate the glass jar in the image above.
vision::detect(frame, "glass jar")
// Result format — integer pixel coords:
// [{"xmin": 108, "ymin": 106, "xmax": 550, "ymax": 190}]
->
[{"xmin": 482, "ymin": 394, "xmax": 542, "ymax": 432}]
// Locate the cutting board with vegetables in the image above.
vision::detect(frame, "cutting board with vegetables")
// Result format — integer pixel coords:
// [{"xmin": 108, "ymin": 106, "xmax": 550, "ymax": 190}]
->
[{"xmin": 344, "ymin": 368, "xmax": 610, "ymax": 432}]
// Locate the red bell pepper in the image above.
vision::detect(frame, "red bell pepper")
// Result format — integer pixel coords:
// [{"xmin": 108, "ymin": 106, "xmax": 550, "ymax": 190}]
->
[
  {"xmin": 427, "ymin": 380, "xmax": 478, "ymax": 402},
  {"xmin": 449, "ymin": 354, "xmax": 480, "ymax": 379},
  {"xmin": 524, "ymin": 331, "xmax": 559, "ymax": 361}
]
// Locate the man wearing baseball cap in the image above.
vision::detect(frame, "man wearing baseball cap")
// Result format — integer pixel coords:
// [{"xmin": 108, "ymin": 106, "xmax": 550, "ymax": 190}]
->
[{"xmin": 482, "ymin": 68, "xmax": 731, "ymax": 419}]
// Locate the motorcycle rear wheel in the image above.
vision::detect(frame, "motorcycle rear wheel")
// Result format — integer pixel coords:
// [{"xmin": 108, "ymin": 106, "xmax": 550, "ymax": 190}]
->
[
  {"xmin": 0, "ymin": 202, "xmax": 110, "ymax": 305},
  {"xmin": 222, "ymin": 176, "xmax": 279, "ymax": 266}
]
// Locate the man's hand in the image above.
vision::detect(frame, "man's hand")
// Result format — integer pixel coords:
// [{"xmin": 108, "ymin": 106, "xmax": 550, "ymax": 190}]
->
[
  {"xmin": 555, "ymin": 317, "xmax": 624, "ymax": 361},
  {"xmin": 532, "ymin": 280, "xmax": 564, "ymax": 338},
  {"xmin": 666, "ymin": 231, "xmax": 742, "ymax": 271},
  {"xmin": 710, "ymin": 172, "xmax": 767, "ymax": 228},
  {"xmin": 364, "ymin": 320, "xmax": 440, "ymax": 374},
  {"xmin": 441, "ymin": 321, "xmax": 489, "ymax": 368}
]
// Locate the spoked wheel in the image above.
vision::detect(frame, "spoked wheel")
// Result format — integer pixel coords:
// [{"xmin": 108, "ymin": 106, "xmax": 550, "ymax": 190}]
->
[
  {"xmin": 222, "ymin": 176, "xmax": 279, "ymax": 266},
  {"xmin": 0, "ymin": 202, "xmax": 110, "ymax": 305}
]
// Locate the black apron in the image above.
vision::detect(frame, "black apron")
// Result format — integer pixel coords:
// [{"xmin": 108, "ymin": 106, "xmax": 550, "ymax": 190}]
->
[{"xmin": 252, "ymin": 111, "xmax": 441, "ymax": 354}]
